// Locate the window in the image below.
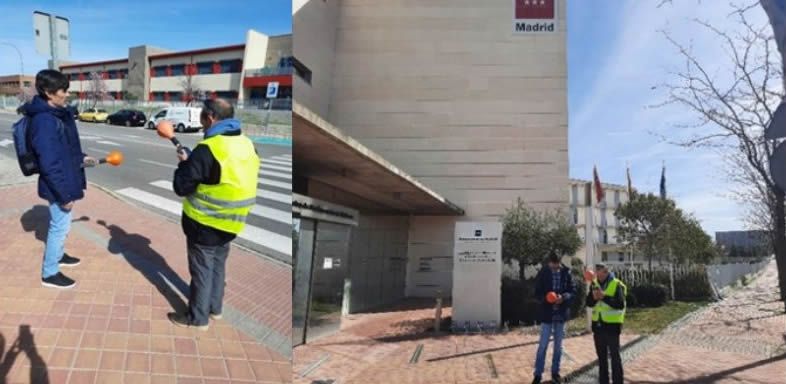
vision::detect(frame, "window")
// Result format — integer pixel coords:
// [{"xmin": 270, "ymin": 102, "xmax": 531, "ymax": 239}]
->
[
  {"xmin": 279, "ymin": 56, "xmax": 294, "ymax": 68},
  {"xmin": 602, "ymin": 229, "xmax": 608, "ymax": 244},
  {"xmin": 171, "ymin": 65, "xmax": 185, "ymax": 76},
  {"xmin": 153, "ymin": 66, "xmax": 167, "ymax": 77},
  {"xmin": 573, "ymin": 207, "xmax": 578, "ymax": 225},
  {"xmin": 292, "ymin": 56, "xmax": 312, "ymax": 85},
  {"xmin": 119, "ymin": 69, "xmax": 128, "ymax": 78},
  {"xmin": 23, "ymin": 81, "xmax": 31, "ymax": 87},
  {"xmin": 197, "ymin": 62, "xmax": 213, "ymax": 74},
  {"xmin": 216, "ymin": 91, "xmax": 238, "ymax": 99},
  {"xmin": 571, "ymin": 185, "xmax": 578, "ymax": 205},
  {"xmin": 169, "ymin": 92, "xmax": 183, "ymax": 101},
  {"xmin": 618, "ymin": 253, "xmax": 625, "ymax": 262},
  {"xmin": 602, "ymin": 252, "xmax": 608, "ymax": 262},
  {"xmin": 154, "ymin": 110, "xmax": 167, "ymax": 118},
  {"xmin": 219, "ymin": 60, "xmax": 241, "ymax": 73},
  {"xmin": 152, "ymin": 92, "xmax": 166, "ymax": 101}
]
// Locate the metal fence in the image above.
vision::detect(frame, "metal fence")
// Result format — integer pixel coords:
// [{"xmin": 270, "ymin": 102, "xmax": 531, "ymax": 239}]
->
[{"xmin": 0, "ymin": 95, "xmax": 292, "ymax": 140}]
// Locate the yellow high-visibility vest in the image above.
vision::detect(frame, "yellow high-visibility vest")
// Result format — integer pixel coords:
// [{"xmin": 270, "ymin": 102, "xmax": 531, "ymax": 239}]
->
[
  {"xmin": 182, "ymin": 134, "xmax": 259, "ymax": 235},
  {"xmin": 591, "ymin": 278, "xmax": 627, "ymax": 324}
]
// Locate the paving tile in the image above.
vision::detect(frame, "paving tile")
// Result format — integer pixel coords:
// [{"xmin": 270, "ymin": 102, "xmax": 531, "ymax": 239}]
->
[
  {"xmin": 68, "ymin": 369, "xmax": 97, "ymax": 384},
  {"xmin": 126, "ymin": 352, "xmax": 151, "ymax": 373},
  {"xmin": 225, "ymin": 359, "xmax": 255, "ymax": 381},
  {"xmin": 99, "ymin": 351, "xmax": 126, "ymax": 371},
  {"xmin": 175, "ymin": 337, "xmax": 198, "ymax": 356},
  {"xmin": 152, "ymin": 354, "xmax": 177, "ymax": 375},
  {"xmin": 49, "ymin": 347, "xmax": 76, "ymax": 368},
  {"xmin": 74, "ymin": 349, "xmax": 102, "ymax": 369},
  {"xmin": 201, "ymin": 357, "xmax": 229, "ymax": 378},
  {"xmin": 176, "ymin": 355, "xmax": 203, "ymax": 377}
]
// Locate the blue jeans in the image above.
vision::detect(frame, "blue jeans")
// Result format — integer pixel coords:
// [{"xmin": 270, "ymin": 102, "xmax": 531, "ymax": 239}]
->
[
  {"xmin": 43, "ymin": 203, "xmax": 72, "ymax": 279},
  {"xmin": 187, "ymin": 240, "xmax": 230, "ymax": 326},
  {"xmin": 534, "ymin": 321, "xmax": 565, "ymax": 377}
]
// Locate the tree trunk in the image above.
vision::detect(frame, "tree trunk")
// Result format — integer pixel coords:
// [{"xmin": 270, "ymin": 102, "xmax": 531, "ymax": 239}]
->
[
  {"xmin": 773, "ymin": 187, "xmax": 786, "ymax": 312},
  {"xmin": 519, "ymin": 260, "xmax": 526, "ymax": 281}
]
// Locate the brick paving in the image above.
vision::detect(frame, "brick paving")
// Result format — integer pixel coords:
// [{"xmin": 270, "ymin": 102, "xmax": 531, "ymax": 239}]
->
[
  {"xmin": 0, "ymin": 183, "xmax": 291, "ymax": 383},
  {"xmin": 573, "ymin": 259, "xmax": 786, "ymax": 384},
  {"xmin": 293, "ymin": 302, "xmax": 638, "ymax": 384}
]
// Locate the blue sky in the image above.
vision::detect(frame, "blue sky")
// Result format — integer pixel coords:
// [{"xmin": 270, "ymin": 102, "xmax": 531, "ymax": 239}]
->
[
  {"xmin": 567, "ymin": 1, "xmax": 770, "ymax": 235},
  {"xmin": 0, "ymin": 0, "xmax": 291, "ymax": 74}
]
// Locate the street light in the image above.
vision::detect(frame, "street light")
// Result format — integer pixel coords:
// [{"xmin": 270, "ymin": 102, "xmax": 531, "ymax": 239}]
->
[{"xmin": 0, "ymin": 42, "xmax": 25, "ymax": 75}]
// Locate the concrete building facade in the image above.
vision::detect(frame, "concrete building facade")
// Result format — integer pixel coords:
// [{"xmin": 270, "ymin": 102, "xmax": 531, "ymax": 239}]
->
[
  {"xmin": 569, "ymin": 180, "xmax": 637, "ymax": 266},
  {"xmin": 293, "ymin": 0, "xmax": 568, "ymax": 344},
  {"xmin": 0, "ymin": 74, "xmax": 34, "ymax": 96},
  {"xmin": 58, "ymin": 30, "xmax": 292, "ymax": 106}
]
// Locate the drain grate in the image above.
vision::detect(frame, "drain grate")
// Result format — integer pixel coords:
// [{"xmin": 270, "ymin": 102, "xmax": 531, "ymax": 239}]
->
[{"xmin": 410, "ymin": 344, "xmax": 424, "ymax": 364}]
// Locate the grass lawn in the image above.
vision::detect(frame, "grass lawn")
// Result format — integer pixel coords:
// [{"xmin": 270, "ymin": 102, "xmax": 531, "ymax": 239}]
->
[
  {"xmin": 624, "ymin": 301, "xmax": 707, "ymax": 334},
  {"xmin": 564, "ymin": 301, "xmax": 708, "ymax": 335}
]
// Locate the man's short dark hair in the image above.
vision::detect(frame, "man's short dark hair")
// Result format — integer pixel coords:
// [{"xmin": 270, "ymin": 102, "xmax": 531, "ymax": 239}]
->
[
  {"xmin": 203, "ymin": 98, "xmax": 234, "ymax": 120},
  {"xmin": 547, "ymin": 252, "xmax": 561, "ymax": 264},
  {"xmin": 35, "ymin": 70, "xmax": 69, "ymax": 100}
]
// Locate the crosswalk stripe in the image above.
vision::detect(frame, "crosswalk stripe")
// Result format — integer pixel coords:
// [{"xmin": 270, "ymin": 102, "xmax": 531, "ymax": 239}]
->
[
  {"xmin": 116, "ymin": 187, "xmax": 292, "ymax": 256},
  {"xmin": 260, "ymin": 169, "xmax": 291, "ymax": 180},
  {"xmin": 96, "ymin": 140, "xmax": 121, "ymax": 146},
  {"xmin": 261, "ymin": 163, "xmax": 291, "ymax": 172},
  {"xmin": 258, "ymin": 189, "xmax": 291, "ymax": 204},
  {"xmin": 259, "ymin": 178, "xmax": 291, "ymax": 190},
  {"xmin": 265, "ymin": 159, "xmax": 292, "ymax": 166},
  {"xmin": 149, "ymin": 181, "xmax": 292, "ymax": 225},
  {"xmin": 139, "ymin": 159, "xmax": 177, "ymax": 169}
]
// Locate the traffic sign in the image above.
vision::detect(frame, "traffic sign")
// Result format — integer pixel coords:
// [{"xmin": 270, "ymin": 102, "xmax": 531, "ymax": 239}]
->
[{"xmin": 266, "ymin": 82, "xmax": 279, "ymax": 99}]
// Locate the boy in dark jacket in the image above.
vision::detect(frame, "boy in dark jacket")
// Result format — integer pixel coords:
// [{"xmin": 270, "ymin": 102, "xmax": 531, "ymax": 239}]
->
[
  {"xmin": 26, "ymin": 70, "xmax": 97, "ymax": 289},
  {"xmin": 532, "ymin": 252, "xmax": 576, "ymax": 384}
]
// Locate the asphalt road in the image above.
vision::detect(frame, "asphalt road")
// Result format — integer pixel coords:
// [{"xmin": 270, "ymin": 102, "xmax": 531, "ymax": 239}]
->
[{"xmin": 0, "ymin": 111, "xmax": 292, "ymax": 265}]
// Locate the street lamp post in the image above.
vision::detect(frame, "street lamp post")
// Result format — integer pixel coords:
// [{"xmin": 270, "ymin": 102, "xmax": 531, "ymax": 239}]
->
[{"xmin": 0, "ymin": 42, "xmax": 25, "ymax": 75}]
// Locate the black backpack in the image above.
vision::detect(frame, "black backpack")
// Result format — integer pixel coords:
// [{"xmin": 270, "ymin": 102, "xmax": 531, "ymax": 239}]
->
[{"xmin": 13, "ymin": 113, "xmax": 64, "ymax": 176}]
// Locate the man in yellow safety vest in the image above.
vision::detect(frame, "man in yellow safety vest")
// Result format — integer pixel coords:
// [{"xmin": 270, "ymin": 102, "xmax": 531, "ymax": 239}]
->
[
  {"xmin": 586, "ymin": 263, "xmax": 627, "ymax": 384},
  {"xmin": 168, "ymin": 98, "xmax": 260, "ymax": 330}
]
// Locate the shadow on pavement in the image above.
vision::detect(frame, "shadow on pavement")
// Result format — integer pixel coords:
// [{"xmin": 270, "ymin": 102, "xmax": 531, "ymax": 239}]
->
[
  {"xmin": 0, "ymin": 325, "xmax": 49, "ymax": 384},
  {"xmin": 20, "ymin": 205, "xmax": 89, "ymax": 243},
  {"xmin": 628, "ymin": 352, "xmax": 786, "ymax": 384},
  {"xmin": 97, "ymin": 219, "xmax": 189, "ymax": 314}
]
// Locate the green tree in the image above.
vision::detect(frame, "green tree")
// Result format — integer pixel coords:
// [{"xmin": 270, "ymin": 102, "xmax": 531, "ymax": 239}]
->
[
  {"xmin": 616, "ymin": 194, "xmax": 715, "ymax": 268},
  {"xmin": 670, "ymin": 214, "xmax": 716, "ymax": 265},
  {"xmin": 502, "ymin": 198, "xmax": 582, "ymax": 280},
  {"xmin": 615, "ymin": 193, "xmax": 675, "ymax": 270}
]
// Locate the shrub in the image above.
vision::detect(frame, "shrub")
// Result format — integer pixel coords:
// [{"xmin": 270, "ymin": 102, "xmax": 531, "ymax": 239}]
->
[
  {"xmin": 501, "ymin": 277, "xmax": 538, "ymax": 326},
  {"xmin": 631, "ymin": 284, "xmax": 669, "ymax": 307},
  {"xmin": 626, "ymin": 289, "xmax": 639, "ymax": 308}
]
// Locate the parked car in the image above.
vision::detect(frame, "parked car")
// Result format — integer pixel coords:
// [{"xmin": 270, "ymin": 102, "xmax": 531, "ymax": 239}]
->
[
  {"xmin": 107, "ymin": 109, "xmax": 147, "ymax": 127},
  {"xmin": 146, "ymin": 107, "xmax": 203, "ymax": 132},
  {"xmin": 78, "ymin": 108, "xmax": 109, "ymax": 123}
]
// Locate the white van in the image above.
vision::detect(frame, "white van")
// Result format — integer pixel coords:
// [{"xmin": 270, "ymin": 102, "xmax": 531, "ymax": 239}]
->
[{"xmin": 147, "ymin": 107, "xmax": 203, "ymax": 132}]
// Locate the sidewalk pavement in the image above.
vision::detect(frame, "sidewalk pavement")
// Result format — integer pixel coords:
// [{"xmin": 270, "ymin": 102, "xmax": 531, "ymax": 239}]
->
[
  {"xmin": 619, "ymin": 259, "xmax": 786, "ymax": 384},
  {"xmin": 293, "ymin": 302, "xmax": 639, "ymax": 384},
  {"xmin": 0, "ymin": 182, "xmax": 291, "ymax": 383}
]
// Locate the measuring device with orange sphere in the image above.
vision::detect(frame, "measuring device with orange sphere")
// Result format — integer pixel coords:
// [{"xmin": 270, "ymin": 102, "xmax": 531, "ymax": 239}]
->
[
  {"xmin": 156, "ymin": 120, "xmax": 191, "ymax": 156},
  {"xmin": 81, "ymin": 151, "xmax": 124, "ymax": 168}
]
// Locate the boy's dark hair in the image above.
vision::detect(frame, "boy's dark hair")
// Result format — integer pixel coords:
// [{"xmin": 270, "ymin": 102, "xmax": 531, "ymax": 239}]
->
[
  {"xmin": 35, "ymin": 70, "xmax": 69, "ymax": 100},
  {"xmin": 547, "ymin": 252, "xmax": 561, "ymax": 264}
]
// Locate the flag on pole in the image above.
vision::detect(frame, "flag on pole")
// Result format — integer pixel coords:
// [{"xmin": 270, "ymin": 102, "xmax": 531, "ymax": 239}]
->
[
  {"xmin": 626, "ymin": 164, "xmax": 633, "ymax": 197},
  {"xmin": 593, "ymin": 165, "xmax": 605, "ymax": 203},
  {"xmin": 660, "ymin": 163, "xmax": 667, "ymax": 199}
]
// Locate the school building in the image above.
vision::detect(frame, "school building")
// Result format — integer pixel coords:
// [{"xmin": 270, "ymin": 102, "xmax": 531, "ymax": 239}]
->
[{"xmin": 58, "ymin": 29, "xmax": 292, "ymax": 106}]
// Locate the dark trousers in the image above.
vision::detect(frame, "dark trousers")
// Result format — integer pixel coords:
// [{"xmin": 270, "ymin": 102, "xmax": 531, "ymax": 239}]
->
[
  {"xmin": 186, "ymin": 239, "xmax": 230, "ymax": 326},
  {"xmin": 592, "ymin": 322, "xmax": 623, "ymax": 384}
]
